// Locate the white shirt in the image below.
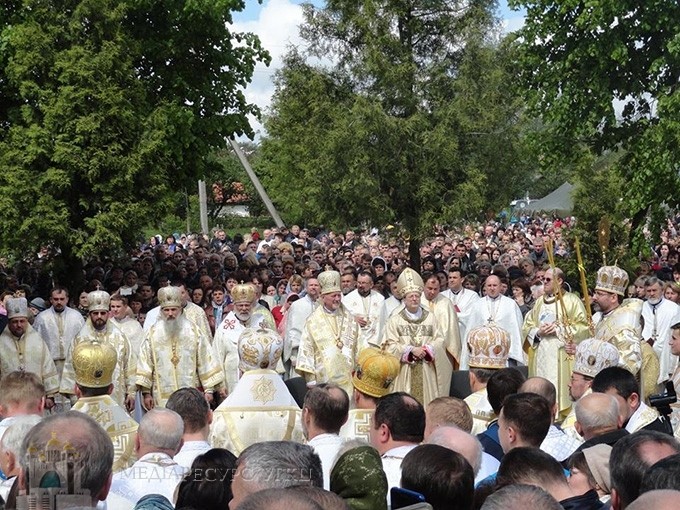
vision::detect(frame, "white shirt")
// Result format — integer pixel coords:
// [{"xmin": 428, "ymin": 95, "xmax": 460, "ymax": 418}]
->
[
  {"xmin": 381, "ymin": 444, "xmax": 418, "ymax": 506},
  {"xmin": 475, "ymin": 453, "xmax": 500, "ymax": 486},
  {"xmin": 110, "ymin": 452, "xmax": 187, "ymax": 506},
  {"xmin": 307, "ymin": 433, "xmax": 346, "ymax": 490},
  {"xmin": 174, "ymin": 440, "xmax": 211, "ymax": 470}
]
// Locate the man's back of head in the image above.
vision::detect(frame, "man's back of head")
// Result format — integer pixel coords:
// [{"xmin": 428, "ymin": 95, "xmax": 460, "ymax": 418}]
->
[
  {"xmin": 574, "ymin": 392, "xmax": 621, "ymax": 440},
  {"xmin": 498, "ymin": 393, "xmax": 552, "ymax": 452},
  {"xmin": 425, "ymin": 397, "xmax": 473, "ymax": 438},
  {"xmin": 166, "ymin": 387, "xmax": 211, "ymax": 437},
  {"xmin": 496, "ymin": 447, "xmax": 572, "ymax": 502},
  {"xmin": 519, "ymin": 377, "xmax": 557, "ymax": 413},
  {"xmin": 481, "ymin": 484, "xmax": 562, "ymax": 510},
  {"xmin": 234, "ymin": 487, "xmax": 324, "ymax": 510},
  {"xmin": 610, "ymin": 430, "xmax": 680, "ymax": 510},
  {"xmin": 302, "ymin": 383, "xmax": 350, "ymax": 437},
  {"xmin": 640, "ymin": 453, "xmax": 680, "ymax": 493},
  {"xmin": 0, "ymin": 371, "xmax": 44, "ymax": 416},
  {"xmin": 372, "ymin": 392, "xmax": 425, "ymax": 454},
  {"xmin": 626, "ymin": 490, "xmax": 680, "ymax": 510},
  {"xmin": 487, "ymin": 368, "xmax": 526, "ymax": 415},
  {"xmin": 592, "ymin": 366, "xmax": 640, "ymax": 424},
  {"xmin": 137, "ymin": 408, "xmax": 184, "ymax": 456},
  {"xmin": 401, "ymin": 444, "xmax": 474, "ymax": 510},
  {"xmin": 427, "ymin": 425, "xmax": 483, "ymax": 475},
  {"xmin": 20, "ymin": 411, "xmax": 114, "ymax": 505},
  {"xmin": 230, "ymin": 441, "xmax": 323, "ymax": 508}
]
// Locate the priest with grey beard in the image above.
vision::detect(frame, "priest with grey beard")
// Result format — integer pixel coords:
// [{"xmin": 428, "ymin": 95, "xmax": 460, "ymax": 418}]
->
[
  {"xmin": 136, "ymin": 286, "xmax": 224, "ymax": 409},
  {"xmin": 213, "ymin": 283, "xmax": 272, "ymax": 394}
]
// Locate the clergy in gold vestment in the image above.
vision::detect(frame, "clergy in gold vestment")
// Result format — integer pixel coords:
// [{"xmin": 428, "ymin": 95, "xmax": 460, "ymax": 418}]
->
[
  {"xmin": 591, "ymin": 266, "xmax": 659, "ymax": 400},
  {"xmin": 137, "ymin": 287, "xmax": 224, "ymax": 409},
  {"xmin": 60, "ymin": 291, "xmax": 137, "ymax": 412},
  {"xmin": 210, "ymin": 327, "xmax": 303, "ymax": 455},
  {"xmin": 296, "ymin": 270, "xmax": 361, "ymax": 398},
  {"xmin": 523, "ymin": 268, "xmax": 590, "ymax": 417},
  {"xmin": 382, "ymin": 269, "xmax": 452, "ymax": 406},
  {"xmin": 421, "ymin": 274, "xmax": 462, "ymax": 367},
  {"xmin": 340, "ymin": 347, "xmax": 400, "ymax": 441},
  {"xmin": 70, "ymin": 341, "xmax": 138, "ymax": 473},
  {"xmin": 0, "ymin": 298, "xmax": 59, "ymax": 398}
]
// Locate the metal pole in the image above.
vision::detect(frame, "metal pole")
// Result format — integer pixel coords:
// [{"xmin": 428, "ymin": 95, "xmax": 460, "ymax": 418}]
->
[{"xmin": 229, "ymin": 138, "xmax": 286, "ymax": 228}]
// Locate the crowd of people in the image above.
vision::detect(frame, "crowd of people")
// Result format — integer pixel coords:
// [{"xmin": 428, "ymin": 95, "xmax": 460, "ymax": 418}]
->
[{"xmin": 0, "ymin": 216, "xmax": 680, "ymax": 509}]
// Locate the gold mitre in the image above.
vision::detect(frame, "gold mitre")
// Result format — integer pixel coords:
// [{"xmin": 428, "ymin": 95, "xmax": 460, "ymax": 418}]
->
[
  {"xmin": 87, "ymin": 290, "xmax": 110, "ymax": 312},
  {"xmin": 573, "ymin": 338, "xmax": 619, "ymax": 378},
  {"xmin": 467, "ymin": 324, "xmax": 510, "ymax": 369},
  {"xmin": 232, "ymin": 283, "xmax": 256, "ymax": 304},
  {"xmin": 6, "ymin": 297, "xmax": 28, "ymax": 319},
  {"xmin": 396, "ymin": 268, "xmax": 424, "ymax": 296},
  {"xmin": 238, "ymin": 326, "xmax": 284, "ymax": 372},
  {"xmin": 595, "ymin": 265, "xmax": 628, "ymax": 296},
  {"xmin": 318, "ymin": 270, "xmax": 342, "ymax": 295},
  {"xmin": 352, "ymin": 347, "xmax": 400, "ymax": 398},
  {"xmin": 73, "ymin": 341, "xmax": 118, "ymax": 388},
  {"xmin": 158, "ymin": 286, "xmax": 182, "ymax": 309}
]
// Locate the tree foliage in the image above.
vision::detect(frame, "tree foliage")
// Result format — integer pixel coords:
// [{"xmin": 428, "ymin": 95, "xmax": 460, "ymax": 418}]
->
[
  {"xmin": 509, "ymin": 0, "xmax": 680, "ymax": 249},
  {"xmin": 258, "ymin": 0, "xmax": 539, "ymax": 260},
  {"xmin": 0, "ymin": 0, "xmax": 269, "ymax": 274}
]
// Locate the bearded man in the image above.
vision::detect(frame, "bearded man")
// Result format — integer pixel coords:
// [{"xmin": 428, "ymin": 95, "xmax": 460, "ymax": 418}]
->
[
  {"xmin": 0, "ymin": 297, "xmax": 59, "ymax": 404},
  {"xmin": 296, "ymin": 270, "xmax": 360, "ymax": 397},
  {"xmin": 213, "ymin": 283, "xmax": 271, "ymax": 393},
  {"xmin": 136, "ymin": 286, "xmax": 223, "ymax": 408},
  {"xmin": 342, "ymin": 271, "xmax": 385, "ymax": 351},
  {"xmin": 60, "ymin": 291, "xmax": 136, "ymax": 411}
]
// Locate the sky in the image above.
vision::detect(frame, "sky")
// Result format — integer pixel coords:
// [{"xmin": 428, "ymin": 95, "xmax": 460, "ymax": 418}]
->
[{"xmin": 231, "ymin": 0, "xmax": 526, "ymax": 138}]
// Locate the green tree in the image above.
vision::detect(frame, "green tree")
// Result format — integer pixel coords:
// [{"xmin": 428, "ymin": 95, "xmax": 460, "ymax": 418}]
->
[
  {"xmin": 509, "ymin": 0, "xmax": 680, "ymax": 250},
  {"xmin": 258, "ymin": 0, "xmax": 537, "ymax": 264},
  {"xmin": 0, "ymin": 0, "xmax": 269, "ymax": 285}
]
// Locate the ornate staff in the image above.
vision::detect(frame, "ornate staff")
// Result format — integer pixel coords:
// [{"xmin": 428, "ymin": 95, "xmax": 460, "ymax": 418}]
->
[
  {"xmin": 574, "ymin": 237, "xmax": 595, "ymax": 335},
  {"xmin": 546, "ymin": 238, "xmax": 574, "ymax": 355}
]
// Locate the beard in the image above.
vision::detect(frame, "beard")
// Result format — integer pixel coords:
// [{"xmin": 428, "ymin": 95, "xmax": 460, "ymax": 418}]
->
[
  {"xmin": 235, "ymin": 311, "xmax": 252, "ymax": 323},
  {"xmin": 161, "ymin": 316, "xmax": 182, "ymax": 336},
  {"xmin": 358, "ymin": 288, "xmax": 371, "ymax": 297},
  {"xmin": 92, "ymin": 318, "xmax": 107, "ymax": 331}
]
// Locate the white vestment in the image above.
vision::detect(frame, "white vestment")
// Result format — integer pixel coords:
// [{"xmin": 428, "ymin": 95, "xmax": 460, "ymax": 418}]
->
[
  {"xmin": 111, "ymin": 316, "xmax": 145, "ymax": 355},
  {"xmin": 642, "ymin": 298, "xmax": 680, "ymax": 383},
  {"xmin": 342, "ymin": 289, "xmax": 385, "ymax": 351},
  {"xmin": 461, "ymin": 295, "xmax": 526, "ymax": 369},
  {"xmin": 32, "ymin": 306, "xmax": 85, "ymax": 370},
  {"xmin": 212, "ymin": 311, "xmax": 267, "ymax": 393},
  {"xmin": 441, "ymin": 288, "xmax": 480, "ymax": 343},
  {"xmin": 209, "ymin": 369, "xmax": 304, "ymax": 456},
  {"xmin": 283, "ymin": 295, "xmax": 318, "ymax": 377}
]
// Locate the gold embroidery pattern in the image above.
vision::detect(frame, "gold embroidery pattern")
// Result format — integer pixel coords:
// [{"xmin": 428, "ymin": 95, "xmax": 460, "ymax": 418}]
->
[{"xmin": 251, "ymin": 376, "xmax": 276, "ymax": 404}]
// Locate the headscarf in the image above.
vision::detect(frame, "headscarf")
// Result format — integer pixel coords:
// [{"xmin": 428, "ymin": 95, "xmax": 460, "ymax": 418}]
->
[{"xmin": 330, "ymin": 443, "xmax": 387, "ymax": 510}]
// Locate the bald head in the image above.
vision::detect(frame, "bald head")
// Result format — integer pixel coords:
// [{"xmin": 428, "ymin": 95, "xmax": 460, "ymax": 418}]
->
[
  {"xmin": 626, "ymin": 490, "xmax": 680, "ymax": 510},
  {"xmin": 426, "ymin": 425, "xmax": 483, "ymax": 475},
  {"xmin": 575, "ymin": 392, "xmax": 620, "ymax": 440},
  {"xmin": 520, "ymin": 377, "xmax": 557, "ymax": 409}
]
